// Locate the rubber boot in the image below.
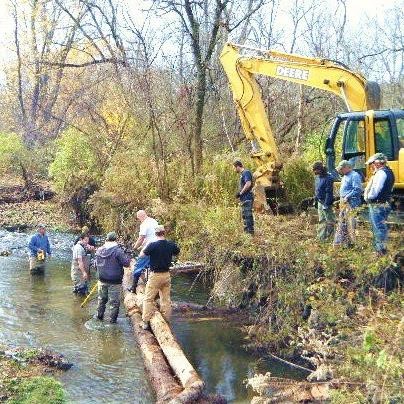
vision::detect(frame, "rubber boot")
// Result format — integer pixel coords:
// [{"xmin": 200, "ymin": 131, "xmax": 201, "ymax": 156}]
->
[
  {"xmin": 97, "ymin": 300, "xmax": 107, "ymax": 321},
  {"xmin": 127, "ymin": 274, "xmax": 140, "ymax": 293},
  {"xmin": 110, "ymin": 307, "xmax": 119, "ymax": 324}
]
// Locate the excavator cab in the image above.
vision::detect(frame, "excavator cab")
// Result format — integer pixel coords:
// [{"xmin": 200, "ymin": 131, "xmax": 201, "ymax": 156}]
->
[
  {"xmin": 326, "ymin": 109, "xmax": 404, "ymax": 204},
  {"xmin": 326, "ymin": 113, "xmax": 367, "ymax": 179}
]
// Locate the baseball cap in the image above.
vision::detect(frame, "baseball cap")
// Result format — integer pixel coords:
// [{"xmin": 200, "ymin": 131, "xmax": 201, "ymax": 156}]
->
[
  {"xmin": 155, "ymin": 225, "xmax": 165, "ymax": 233},
  {"xmin": 106, "ymin": 231, "xmax": 117, "ymax": 241},
  {"xmin": 366, "ymin": 153, "xmax": 387, "ymax": 164}
]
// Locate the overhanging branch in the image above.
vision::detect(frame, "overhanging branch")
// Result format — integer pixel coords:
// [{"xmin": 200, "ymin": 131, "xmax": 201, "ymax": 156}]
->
[{"xmin": 37, "ymin": 58, "xmax": 128, "ymax": 68}]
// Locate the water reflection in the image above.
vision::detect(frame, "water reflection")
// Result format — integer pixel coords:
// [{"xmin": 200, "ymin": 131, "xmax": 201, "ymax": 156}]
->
[{"xmin": 172, "ymin": 275, "xmax": 307, "ymax": 403}]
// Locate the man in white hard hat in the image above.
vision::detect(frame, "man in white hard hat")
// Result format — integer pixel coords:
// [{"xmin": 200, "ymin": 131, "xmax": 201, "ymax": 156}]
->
[{"xmin": 364, "ymin": 153, "xmax": 395, "ymax": 256}]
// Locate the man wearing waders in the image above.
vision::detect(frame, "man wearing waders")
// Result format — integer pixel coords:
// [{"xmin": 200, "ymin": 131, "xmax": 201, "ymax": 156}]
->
[
  {"xmin": 28, "ymin": 224, "xmax": 51, "ymax": 274},
  {"xmin": 95, "ymin": 232, "xmax": 131, "ymax": 323},
  {"xmin": 71, "ymin": 234, "xmax": 90, "ymax": 295}
]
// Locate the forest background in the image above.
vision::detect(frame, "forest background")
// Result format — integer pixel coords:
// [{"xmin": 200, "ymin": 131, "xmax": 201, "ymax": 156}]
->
[{"xmin": 0, "ymin": 0, "xmax": 402, "ymax": 229}]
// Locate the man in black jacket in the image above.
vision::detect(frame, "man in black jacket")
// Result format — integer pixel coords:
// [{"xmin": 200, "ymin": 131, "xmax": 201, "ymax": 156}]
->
[
  {"xmin": 313, "ymin": 161, "xmax": 335, "ymax": 241},
  {"xmin": 140, "ymin": 225, "xmax": 180, "ymax": 329},
  {"xmin": 95, "ymin": 232, "xmax": 131, "ymax": 323}
]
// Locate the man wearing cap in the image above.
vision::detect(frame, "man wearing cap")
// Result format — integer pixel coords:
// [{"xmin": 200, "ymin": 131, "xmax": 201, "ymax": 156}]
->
[
  {"xmin": 71, "ymin": 234, "xmax": 90, "ymax": 295},
  {"xmin": 364, "ymin": 153, "xmax": 395, "ymax": 256},
  {"xmin": 95, "ymin": 232, "xmax": 131, "ymax": 323},
  {"xmin": 28, "ymin": 224, "xmax": 51, "ymax": 274},
  {"xmin": 74, "ymin": 226, "xmax": 97, "ymax": 277},
  {"xmin": 312, "ymin": 161, "xmax": 335, "ymax": 241},
  {"xmin": 74, "ymin": 225, "xmax": 96, "ymax": 249},
  {"xmin": 233, "ymin": 160, "xmax": 254, "ymax": 234},
  {"xmin": 128, "ymin": 210, "xmax": 158, "ymax": 293},
  {"xmin": 140, "ymin": 225, "xmax": 180, "ymax": 330},
  {"xmin": 334, "ymin": 160, "xmax": 363, "ymax": 247}
]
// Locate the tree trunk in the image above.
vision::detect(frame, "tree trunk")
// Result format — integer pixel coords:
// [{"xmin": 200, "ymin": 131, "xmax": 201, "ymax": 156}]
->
[
  {"xmin": 19, "ymin": 162, "xmax": 32, "ymax": 191},
  {"xmin": 295, "ymin": 84, "xmax": 304, "ymax": 153},
  {"xmin": 193, "ymin": 69, "xmax": 207, "ymax": 173}
]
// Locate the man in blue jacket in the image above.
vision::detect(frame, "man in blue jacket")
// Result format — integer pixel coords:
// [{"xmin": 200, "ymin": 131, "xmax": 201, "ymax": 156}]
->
[
  {"xmin": 28, "ymin": 224, "xmax": 51, "ymax": 274},
  {"xmin": 312, "ymin": 161, "xmax": 335, "ymax": 241},
  {"xmin": 95, "ymin": 232, "xmax": 131, "ymax": 323},
  {"xmin": 334, "ymin": 160, "xmax": 363, "ymax": 247}
]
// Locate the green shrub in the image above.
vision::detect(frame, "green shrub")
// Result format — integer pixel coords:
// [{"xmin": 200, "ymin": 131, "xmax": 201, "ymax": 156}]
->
[
  {"xmin": 281, "ymin": 157, "xmax": 314, "ymax": 206},
  {"xmin": 0, "ymin": 132, "xmax": 40, "ymax": 188},
  {"xmin": 333, "ymin": 300, "xmax": 404, "ymax": 403},
  {"xmin": 90, "ymin": 150, "xmax": 244, "ymax": 234},
  {"xmin": 49, "ymin": 127, "xmax": 101, "ymax": 193},
  {"xmin": 302, "ymin": 131, "xmax": 326, "ymax": 162}
]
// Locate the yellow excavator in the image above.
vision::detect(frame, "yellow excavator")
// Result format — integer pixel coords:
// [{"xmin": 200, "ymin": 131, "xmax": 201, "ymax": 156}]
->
[{"xmin": 220, "ymin": 43, "xmax": 404, "ymax": 211}]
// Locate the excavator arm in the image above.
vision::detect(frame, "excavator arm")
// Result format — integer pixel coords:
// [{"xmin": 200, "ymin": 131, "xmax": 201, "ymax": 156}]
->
[{"xmin": 220, "ymin": 43, "xmax": 380, "ymax": 207}]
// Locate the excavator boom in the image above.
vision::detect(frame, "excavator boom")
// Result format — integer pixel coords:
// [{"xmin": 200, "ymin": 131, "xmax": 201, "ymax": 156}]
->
[{"xmin": 220, "ymin": 43, "xmax": 381, "ymax": 206}]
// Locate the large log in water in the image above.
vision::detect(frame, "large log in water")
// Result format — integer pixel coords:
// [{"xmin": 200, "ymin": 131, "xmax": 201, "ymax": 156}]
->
[
  {"xmin": 122, "ymin": 272, "xmax": 182, "ymax": 403},
  {"xmin": 122, "ymin": 268, "xmax": 211, "ymax": 403}
]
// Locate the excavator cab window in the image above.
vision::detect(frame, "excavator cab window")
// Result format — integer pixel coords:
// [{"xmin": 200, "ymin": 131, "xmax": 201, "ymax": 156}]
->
[
  {"xmin": 342, "ymin": 119, "xmax": 366, "ymax": 175},
  {"xmin": 374, "ymin": 118, "xmax": 394, "ymax": 160},
  {"xmin": 325, "ymin": 116, "xmax": 366, "ymax": 179}
]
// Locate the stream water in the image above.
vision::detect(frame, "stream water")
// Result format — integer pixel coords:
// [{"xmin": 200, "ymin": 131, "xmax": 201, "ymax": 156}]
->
[{"xmin": 0, "ymin": 230, "xmax": 306, "ymax": 403}]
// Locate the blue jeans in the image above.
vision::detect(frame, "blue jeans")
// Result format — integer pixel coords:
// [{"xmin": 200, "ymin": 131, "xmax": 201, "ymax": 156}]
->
[
  {"xmin": 132, "ymin": 255, "xmax": 150, "ymax": 283},
  {"xmin": 368, "ymin": 204, "xmax": 391, "ymax": 252}
]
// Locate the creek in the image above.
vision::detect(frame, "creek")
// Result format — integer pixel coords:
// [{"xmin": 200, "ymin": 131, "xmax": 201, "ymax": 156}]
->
[{"xmin": 0, "ymin": 230, "xmax": 306, "ymax": 403}]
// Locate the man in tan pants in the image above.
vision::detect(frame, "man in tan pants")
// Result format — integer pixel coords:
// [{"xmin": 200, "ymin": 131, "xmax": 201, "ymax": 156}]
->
[{"xmin": 140, "ymin": 225, "xmax": 180, "ymax": 329}]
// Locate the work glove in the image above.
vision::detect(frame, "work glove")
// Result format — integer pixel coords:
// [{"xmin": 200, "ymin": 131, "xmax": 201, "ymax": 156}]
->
[{"xmin": 235, "ymin": 192, "xmax": 241, "ymax": 198}]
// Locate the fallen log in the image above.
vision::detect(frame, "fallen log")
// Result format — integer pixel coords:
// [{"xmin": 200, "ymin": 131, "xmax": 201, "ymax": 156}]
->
[
  {"xmin": 172, "ymin": 301, "xmax": 249, "ymax": 324},
  {"xmin": 122, "ymin": 269, "xmax": 219, "ymax": 403},
  {"xmin": 172, "ymin": 301, "xmax": 237, "ymax": 315},
  {"xmin": 170, "ymin": 261, "xmax": 204, "ymax": 274},
  {"xmin": 122, "ymin": 279, "xmax": 182, "ymax": 403}
]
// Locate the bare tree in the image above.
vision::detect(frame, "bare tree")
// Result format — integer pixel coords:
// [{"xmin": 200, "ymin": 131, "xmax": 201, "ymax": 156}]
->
[{"xmin": 152, "ymin": 0, "xmax": 265, "ymax": 173}]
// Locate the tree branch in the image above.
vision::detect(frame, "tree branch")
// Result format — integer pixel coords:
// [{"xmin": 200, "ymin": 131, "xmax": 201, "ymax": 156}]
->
[{"xmin": 37, "ymin": 58, "xmax": 127, "ymax": 68}]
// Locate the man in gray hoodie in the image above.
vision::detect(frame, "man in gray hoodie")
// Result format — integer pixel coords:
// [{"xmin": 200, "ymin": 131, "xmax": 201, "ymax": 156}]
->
[{"xmin": 95, "ymin": 232, "xmax": 131, "ymax": 323}]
